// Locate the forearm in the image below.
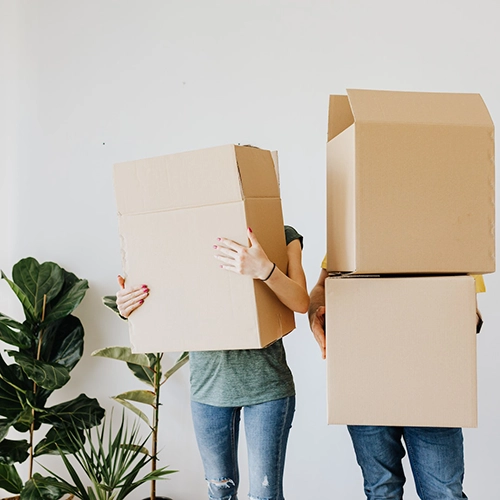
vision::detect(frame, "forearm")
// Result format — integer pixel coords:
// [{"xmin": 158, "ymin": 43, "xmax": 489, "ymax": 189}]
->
[{"xmin": 264, "ymin": 267, "xmax": 309, "ymax": 313}]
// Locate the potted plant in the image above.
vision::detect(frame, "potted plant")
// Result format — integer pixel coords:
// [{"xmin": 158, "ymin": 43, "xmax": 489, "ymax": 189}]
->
[
  {"xmin": 0, "ymin": 258, "xmax": 105, "ymax": 499},
  {"xmin": 92, "ymin": 296, "xmax": 188, "ymax": 500},
  {"xmin": 46, "ymin": 411, "xmax": 176, "ymax": 500}
]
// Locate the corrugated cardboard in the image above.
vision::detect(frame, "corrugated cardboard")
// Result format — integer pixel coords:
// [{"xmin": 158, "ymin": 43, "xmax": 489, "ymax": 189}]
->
[
  {"xmin": 327, "ymin": 89, "xmax": 495, "ymax": 275},
  {"xmin": 114, "ymin": 145, "xmax": 295, "ymax": 353},
  {"xmin": 326, "ymin": 275, "xmax": 477, "ymax": 427}
]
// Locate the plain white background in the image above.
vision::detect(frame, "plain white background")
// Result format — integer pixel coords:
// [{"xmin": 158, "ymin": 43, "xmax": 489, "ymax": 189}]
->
[{"xmin": 1, "ymin": 1, "xmax": 499, "ymax": 498}]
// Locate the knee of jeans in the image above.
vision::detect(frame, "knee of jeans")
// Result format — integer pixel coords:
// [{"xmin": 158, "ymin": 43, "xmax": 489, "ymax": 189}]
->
[{"xmin": 207, "ymin": 477, "xmax": 237, "ymax": 499}]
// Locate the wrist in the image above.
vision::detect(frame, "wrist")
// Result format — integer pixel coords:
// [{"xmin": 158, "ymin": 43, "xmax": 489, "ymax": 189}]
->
[{"xmin": 260, "ymin": 262, "xmax": 276, "ymax": 282}]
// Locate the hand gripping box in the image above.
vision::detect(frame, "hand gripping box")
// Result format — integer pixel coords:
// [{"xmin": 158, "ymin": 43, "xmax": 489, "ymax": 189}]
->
[
  {"xmin": 327, "ymin": 89, "xmax": 495, "ymax": 275},
  {"xmin": 113, "ymin": 145, "xmax": 295, "ymax": 353},
  {"xmin": 326, "ymin": 275, "xmax": 477, "ymax": 428}
]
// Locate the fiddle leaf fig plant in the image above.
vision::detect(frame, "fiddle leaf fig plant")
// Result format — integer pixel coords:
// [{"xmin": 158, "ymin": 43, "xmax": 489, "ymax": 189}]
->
[
  {"xmin": 0, "ymin": 257, "xmax": 105, "ymax": 499},
  {"xmin": 94, "ymin": 296, "xmax": 188, "ymax": 500}
]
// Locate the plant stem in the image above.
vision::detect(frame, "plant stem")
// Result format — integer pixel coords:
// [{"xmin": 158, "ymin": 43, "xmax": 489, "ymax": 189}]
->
[
  {"xmin": 28, "ymin": 294, "xmax": 47, "ymax": 479},
  {"xmin": 150, "ymin": 353, "xmax": 162, "ymax": 500}
]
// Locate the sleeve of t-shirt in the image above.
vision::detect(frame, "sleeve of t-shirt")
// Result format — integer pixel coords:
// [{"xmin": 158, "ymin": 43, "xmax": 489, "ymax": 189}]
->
[{"xmin": 284, "ymin": 225, "xmax": 303, "ymax": 249}]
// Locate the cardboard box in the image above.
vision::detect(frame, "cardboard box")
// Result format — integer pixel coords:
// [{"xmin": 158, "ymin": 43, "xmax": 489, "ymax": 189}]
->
[
  {"xmin": 327, "ymin": 89, "xmax": 495, "ymax": 275},
  {"xmin": 114, "ymin": 145, "xmax": 295, "ymax": 353},
  {"xmin": 326, "ymin": 275, "xmax": 477, "ymax": 427}
]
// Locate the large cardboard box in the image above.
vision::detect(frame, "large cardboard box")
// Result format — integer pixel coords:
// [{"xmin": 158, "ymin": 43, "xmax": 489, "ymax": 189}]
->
[
  {"xmin": 326, "ymin": 275, "xmax": 477, "ymax": 427},
  {"xmin": 113, "ymin": 145, "xmax": 295, "ymax": 353},
  {"xmin": 327, "ymin": 89, "xmax": 495, "ymax": 275}
]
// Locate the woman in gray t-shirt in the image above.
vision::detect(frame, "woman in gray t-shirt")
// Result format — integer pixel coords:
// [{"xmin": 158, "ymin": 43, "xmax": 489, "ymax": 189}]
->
[{"xmin": 116, "ymin": 225, "xmax": 309, "ymax": 500}]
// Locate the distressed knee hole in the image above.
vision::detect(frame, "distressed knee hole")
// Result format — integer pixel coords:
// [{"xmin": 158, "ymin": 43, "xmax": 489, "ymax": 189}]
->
[{"xmin": 207, "ymin": 477, "xmax": 236, "ymax": 489}]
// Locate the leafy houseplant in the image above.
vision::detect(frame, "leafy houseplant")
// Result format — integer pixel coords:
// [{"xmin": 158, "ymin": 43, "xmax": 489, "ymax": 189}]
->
[
  {"xmin": 46, "ymin": 411, "xmax": 176, "ymax": 500},
  {"xmin": 0, "ymin": 258, "xmax": 105, "ymax": 499},
  {"xmin": 93, "ymin": 296, "xmax": 188, "ymax": 500}
]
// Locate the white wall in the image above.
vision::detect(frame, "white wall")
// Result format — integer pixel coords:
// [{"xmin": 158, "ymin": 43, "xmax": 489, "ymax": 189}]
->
[{"xmin": 1, "ymin": 0, "xmax": 499, "ymax": 498}]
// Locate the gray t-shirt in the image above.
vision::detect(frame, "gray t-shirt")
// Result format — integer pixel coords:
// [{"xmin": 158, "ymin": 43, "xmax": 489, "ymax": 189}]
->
[{"xmin": 189, "ymin": 225, "xmax": 303, "ymax": 407}]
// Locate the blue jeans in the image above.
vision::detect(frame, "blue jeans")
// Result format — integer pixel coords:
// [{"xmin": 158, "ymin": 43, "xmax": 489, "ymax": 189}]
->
[
  {"xmin": 191, "ymin": 396, "xmax": 295, "ymax": 500},
  {"xmin": 348, "ymin": 425, "xmax": 467, "ymax": 499}
]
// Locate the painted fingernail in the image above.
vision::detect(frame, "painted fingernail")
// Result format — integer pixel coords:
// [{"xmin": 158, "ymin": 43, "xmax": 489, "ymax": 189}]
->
[
  {"xmin": 213, "ymin": 245, "xmax": 218, "ymax": 249},
  {"xmin": 142, "ymin": 284, "xmax": 148, "ymax": 288},
  {"xmin": 217, "ymin": 237, "xmax": 221, "ymax": 241},
  {"xmin": 248, "ymin": 227, "xmax": 252, "ymax": 232},
  {"xmin": 140, "ymin": 299, "xmax": 144, "ymax": 304},
  {"xmin": 144, "ymin": 288, "xmax": 149, "ymax": 293}
]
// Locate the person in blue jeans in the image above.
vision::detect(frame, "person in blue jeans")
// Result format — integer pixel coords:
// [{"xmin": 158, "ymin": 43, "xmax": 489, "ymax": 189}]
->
[
  {"xmin": 116, "ymin": 226, "xmax": 309, "ymax": 500},
  {"xmin": 308, "ymin": 265, "xmax": 469, "ymax": 500}
]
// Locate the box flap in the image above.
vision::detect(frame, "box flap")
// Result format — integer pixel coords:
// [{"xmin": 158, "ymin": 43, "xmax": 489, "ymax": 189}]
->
[
  {"xmin": 114, "ymin": 144, "xmax": 243, "ymax": 215},
  {"xmin": 234, "ymin": 146, "xmax": 280, "ymax": 199},
  {"xmin": 327, "ymin": 95, "xmax": 355, "ymax": 142},
  {"xmin": 346, "ymin": 89, "xmax": 494, "ymax": 127}
]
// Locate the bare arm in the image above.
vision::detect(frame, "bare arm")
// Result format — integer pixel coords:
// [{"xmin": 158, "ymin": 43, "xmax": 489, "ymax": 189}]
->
[
  {"xmin": 215, "ymin": 228, "xmax": 310, "ymax": 313},
  {"xmin": 308, "ymin": 268, "xmax": 328, "ymax": 359}
]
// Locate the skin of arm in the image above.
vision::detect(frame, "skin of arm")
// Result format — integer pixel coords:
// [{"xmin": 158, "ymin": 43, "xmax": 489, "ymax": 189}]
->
[
  {"xmin": 308, "ymin": 268, "xmax": 328, "ymax": 359},
  {"xmin": 214, "ymin": 228, "xmax": 310, "ymax": 314}
]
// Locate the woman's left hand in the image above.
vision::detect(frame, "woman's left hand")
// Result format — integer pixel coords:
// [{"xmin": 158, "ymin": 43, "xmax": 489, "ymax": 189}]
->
[{"xmin": 214, "ymin": 228, "xmax": 274, "ymax": 280}]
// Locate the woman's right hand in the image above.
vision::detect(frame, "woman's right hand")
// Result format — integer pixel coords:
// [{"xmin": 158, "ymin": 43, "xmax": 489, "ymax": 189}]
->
[{"xmin": 116, "ymin": 275, "xmax": 149, "ymax": 318}]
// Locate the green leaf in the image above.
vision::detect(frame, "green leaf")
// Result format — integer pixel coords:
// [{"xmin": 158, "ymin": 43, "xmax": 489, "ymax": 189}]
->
[
  {"xmin": 44, "ymin": 275, "xmax": 88, "ymax": 324},
  {"xmin": 0, "ymin": 463, "xmax": 23, "ymax": 494},
  {"xmin": 0, "ymin": 314, "xmax": 33, "ymax": 349},
  {"xmin": 34, "ymin": 426, "xmax": 85, "ymax": 457},
  {"xmin": 0, "ymin": 418, "xmax": 15, "ymax": 441},
  {"xmin": 21, "ymin": 473, "xmax": 64, "ymax": 500},
  {"xmin": 162, "ymin": 351, "xmax": 189, "ymax": 383},
  {"xmin": 115, "ymin": 390, "xmax": 156, "ymax": 406},
  {"xmin": 39, "ymin": 315, "xmax": 84, "ymax": 371},
  {"xmin": 0, "ymin": 439, "xmax": 30, "ymax": 464},
  {"xmin": 13, "ymin": 407, "xmax": 35, "ymax": 433},
  {"xmin": 8, "ymin": 351, "xmax": 70, "ymax": 391},
  {"xmin": 0, "ymin": 377, "xmax": 25, "ymax": 420},
  {"xmin": 102, "ymin": 295, "xmax": 123, "ymax": 317},
  {"xmin": 12, "ymin": 258, "xmax": 65, "ymax": 321},
  {"xmin": 40, "ymin": 394, "xmax": 105, "ymax": 429},
  {"xmin": 92, "ymin": 346, "xmax": 151, "ymax": 367},
  {"xmin": 1, "ymin": 270, "xmax": 36, "ymax": 323},
  {"xmin": 112, "ymin": 398, "xmax": 151, "ymax": 427}
]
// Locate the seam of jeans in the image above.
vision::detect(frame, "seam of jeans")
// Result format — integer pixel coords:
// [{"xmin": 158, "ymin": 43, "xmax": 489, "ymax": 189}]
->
[{"xmin": 230, "ymin": 407, "xmax": 240, "ymax": 490}]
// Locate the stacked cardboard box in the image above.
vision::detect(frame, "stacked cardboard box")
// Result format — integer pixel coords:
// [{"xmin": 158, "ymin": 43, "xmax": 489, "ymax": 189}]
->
[
  {"xmin": 113, "ymin": 145, "xmax": 295, "ymax": 353},
  {"xmin": 325, "ymin": 89, "xmax": 495, "ymax": 427}
]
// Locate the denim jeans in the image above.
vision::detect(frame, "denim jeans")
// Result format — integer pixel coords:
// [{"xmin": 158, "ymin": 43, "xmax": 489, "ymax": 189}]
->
[
  {"xmin": 191, "ymin": 396, "xmax": 295, "ymax": 500},
  {"xmin": 348, "ymin": 425, "xmax": 467, "ymax": 499}
]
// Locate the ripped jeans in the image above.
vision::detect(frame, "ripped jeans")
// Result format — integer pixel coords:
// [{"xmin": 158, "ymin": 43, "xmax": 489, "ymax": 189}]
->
[{"xmin": 191, "ymin": 396, "xmax": 295, "ymax": 500}]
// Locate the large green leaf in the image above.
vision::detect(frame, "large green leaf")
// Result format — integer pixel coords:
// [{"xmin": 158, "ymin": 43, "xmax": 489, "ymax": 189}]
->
[
  {"xmin": 1, "ymin": 270, "xmax": 36, "ymax": 323},
  {"xmin": 0, "ymin": 418, "xmax": 15, "ymax": 441},
  {"xmin": 0, "ymin": 314, "xmax": 33, "ymax": 349},
  {"xmin": 39, "ymin": 315, "xmax": 84, "ymax": 371},
  {"xmin": 12, "ymin": 258, "xmax": 64, "ymax": 322},
  {"xmin": 34, "ymin": 426, "xmax": 85, "ymax": 457},
  {"xmin": 103, "ymin": 295, "xmax": 123, "ymax": 316},
  {"xmin": 13, "ymin": 407, "xmax": 36, "ymax": 433},
  {"xmin": 162, "ymin": 351, "xmax": 189, "ymax": 383},
  {"xmin": 0, "ymin": 377, "xmax": 25, "ymax": 419},
  {"xmin": 20, "ymin": 473, "xmax": 64, "ymax": 500},
  {"xmin": 43, "ymin": 271, "xmax": 88, "ymax": 324},
  {"xmin": 92, "ymin": 346, "xmax": 151, "ymax": 366},
  {"xmin": 0, "ymin": 463, "xmax": 23, "ymax": 494},
  {"xmin": 7, "ymin": 352, "xmax": 70, "ymax": 391},
  {"xmin": 0, "ymin": 439, "xmax": 30, "ymax": 464},
  {"xmin": 112, "ymin": 398, "xmax": 151, "ymax": 427},
  {"xmin": 115, "ymin": 390, "xmax": 156, "ymax": 406},
  {"xmin": 40, "ymin": 394, "xmax": 104, "ymax": 429}
]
